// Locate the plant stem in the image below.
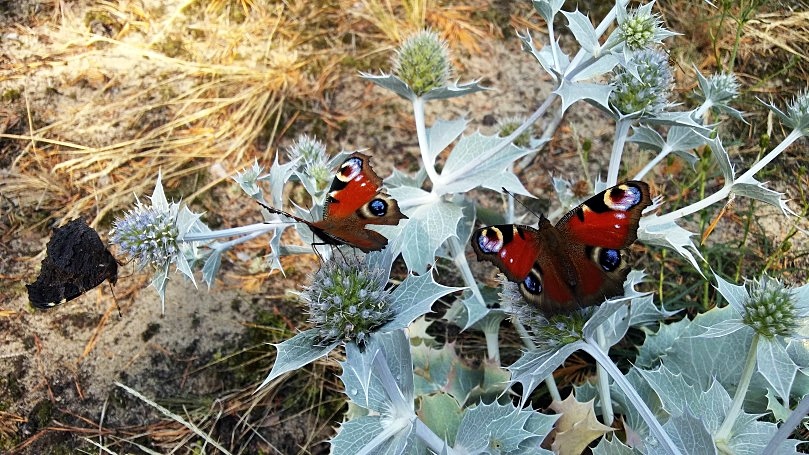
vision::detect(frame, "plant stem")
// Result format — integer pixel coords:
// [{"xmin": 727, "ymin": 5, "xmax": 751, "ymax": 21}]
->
[
  {"xmin": 413, "ymin": 97, "xmax": 440, "ymax": 185},
  {"xmin": 595, "ymin": 326, "xmax": 615, "ymax": 426},
  {"xmin": 414, "ymin": 418, "xmax": 453, "ymax": 454},
  {"xmin": 607, "ymin": 118, "xmax": 632, "ymax": 186},
  {"xmin": 762, "ymin": 393, "xmax": 809, "ymax": 454},
  {"xmin": 716, "ymin": 332, "xmax": 760, "ymax": 444},
  {"xmin": 448, "ymin": 236, "xmax": 485, "ymax": 307},
  {"xmin": 653, "ymin": 129, "xmax": 802, "ymax": 225},
  {"xmin": 581, "ymin": 340, "xmax": 682, "ymax": 455}
]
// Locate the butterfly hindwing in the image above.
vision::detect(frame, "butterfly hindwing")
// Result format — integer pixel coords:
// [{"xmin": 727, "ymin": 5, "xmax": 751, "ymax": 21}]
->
[
  {"xmin": 471, "ymin": 181, "xmax": 652, "ymax": 315},
  {"xmin": 27, "ymin": 218, "xmax": 119, "ymax": 309}
]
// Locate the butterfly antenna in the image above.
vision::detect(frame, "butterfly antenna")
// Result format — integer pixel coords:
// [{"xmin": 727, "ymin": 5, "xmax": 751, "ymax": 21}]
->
[{"xmin": 500, "ymin": 187, "xmax": 545, "ymax": 221}]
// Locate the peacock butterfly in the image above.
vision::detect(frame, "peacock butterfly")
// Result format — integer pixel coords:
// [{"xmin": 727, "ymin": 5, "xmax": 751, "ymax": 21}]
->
[
  {"xmin": 471, "ymin": 181, "xmax": 652, "ymax": 315},
  {"xmin": 259, "ymin": 152, "xmax": 407, "ymax": 253},
  {"xmin": 27, "ymin": 218, "xmax": 119, "ymax": 309}
]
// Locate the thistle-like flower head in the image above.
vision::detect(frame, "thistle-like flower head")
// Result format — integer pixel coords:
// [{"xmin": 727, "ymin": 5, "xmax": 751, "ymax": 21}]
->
[
  {"xmin": 302, "ymin": 256, "xmax": 393, "ymax": 347},
  {"xmin": 785, "ymin": 90, "xmax": 809, "ymax": 133},
  {"xmin": 742, "ymin": 275, "xmax": 802, "ymax": 339},
  {"xmin": 112, "ymin": 204, "xmax": 180, "ymax": 270},
  {"xmin": 111, "ymin": 174, "xmax": 181, "ymax": 272},
  {"xmin": 496, "ymin": 275, "xmax": 588, "ymax": 351},
  {"xmin": 497, "ymin": 116, "xmax": 532, "ymax": 148},
  {"xmin": 703, "ymin": 72, "xmax": 740, "ymax": 105},
  {"xmin": 610, "ymin": 48, "xmax": 673, "ymax": 116},
  {"xmin": 287, "ymin": 134, "xmax": 331, "ymax": 189},
  {"xmin": 619, "ymin": 8, "xmax": 664, "ymax": 50},
  {"xmin": 393, "ymin": 30, "xmax": 450, "ymax": 96}
]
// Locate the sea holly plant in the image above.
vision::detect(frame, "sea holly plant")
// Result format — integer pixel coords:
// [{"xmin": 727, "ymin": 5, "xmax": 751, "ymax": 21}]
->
[{"xmin": 106, "ymin": 1, "xmax": 809, "ymax": 453}]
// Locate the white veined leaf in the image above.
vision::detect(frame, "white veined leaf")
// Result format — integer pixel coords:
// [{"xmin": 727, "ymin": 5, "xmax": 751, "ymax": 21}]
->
[
  {"xmin": 640, "ymin": 214, "xmax": 706, "ymax": 274},
  {"xmin": 257, "ymin": 329, "xmax": 339, "ymax": 391},
  {"xmin": 562, "ymin": 9, "xmax": 599, "ymax": 54},
  {"xmin": 422, "ymin": 79, "xmax": 488, "ymax": 101},
  {"xmin": 454, "ymin": 402, "xmax": 553, "ymax": 454},
  {"xmin": 385, "ymin": 271, "xmax": 461, "ymax": 332},
  {"xmin": 555, "ymin": 80, "xmax": 613, "ymax": 112},
  {"xmin": 434, "ymin": 131, "xmax": 533, "ymax": 196},
  {"xmin": 757, "ymin": 339, "xmax": 798, "ymax": 405},
  {"xmin": 425, "ymin": 118, "xmax": 467, "ymax": 169},
  {"xmin": 517, "ymin": 29, "xmax": 568, "ymax": 80},
  {"xmin": 398, "ymin": 199, "xmax": 464, "ymax": 273},
  {"xmin": 732, "ymin": 179, "xmax": 796, "ymax": 216},
  {"xmin": 340, "ymin": 330, "xmax": 414, "ymax": 413},
  {"xmin": 713, "ymin": 273, "xmax": 749, "ymax": 314}
]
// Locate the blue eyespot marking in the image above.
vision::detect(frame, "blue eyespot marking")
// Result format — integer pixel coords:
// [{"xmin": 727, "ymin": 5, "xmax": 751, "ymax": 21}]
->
[
  {"xmin": 477, "ymin": 229, "xmax": 503, "ymax": 253},
  {"xmin": 369, "ymin": 199, "xmax": 387, "ymax": 217},
  {"xmin": 523, "ymin": 273, "xmax": 542, "ymax": 294},
  {"xmin": 599, "ymin": 248, "xmax": 621, "ymax": 271},
  {"xmin": 608, "ymin": 185, "xmax": 642, "ymax": 210}
]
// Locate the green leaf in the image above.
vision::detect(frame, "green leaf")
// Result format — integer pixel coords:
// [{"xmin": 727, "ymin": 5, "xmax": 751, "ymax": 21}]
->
[
  {"xmin": 412, "ymin": 342, "xmax": 483, "ymax": 405},
  {"xmin": 385, "ymin": 270, "xmax": 461, "ymax": 331},
  {"xmin": 257, "ymin": 329, "xmax": 339, "ymax": 391},
  {"xmin": 418, "ymin": 392, "xmax": 463, "ymax": 446},
  {"xmin": 434, "ymin": 131, "xmax": 533, "ymax": 196},
  {"xmin": 427, "ymin": 117, "xmax": 466, "ymax": 167},
  {"xmin": 454, "ymin": 402, "xmax": 552, "ymax": 454}
]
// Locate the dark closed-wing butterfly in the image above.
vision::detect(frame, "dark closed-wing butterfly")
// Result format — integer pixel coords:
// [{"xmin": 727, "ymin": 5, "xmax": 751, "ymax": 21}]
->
[
  {"xmin": 259, "ymin": 152, "xmax": 407, "ymax": 253},
  {"xmin": 471, "ymin": 181, "xmax": 652, "ymax": 315},
  {"xmin": 27, "ymin": 218, "xmax": 119, "ymax": 309}
]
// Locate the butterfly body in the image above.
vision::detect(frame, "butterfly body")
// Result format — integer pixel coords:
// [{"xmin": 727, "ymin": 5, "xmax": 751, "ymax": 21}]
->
[
  {"xmin": 472, "ymin": 182, "xmax": 652, "ymax": 315},
  {"xmin": 261, "ymin": 152, "xmax": 407, "ymax": 253},
  {"xmin": 27, "ymin": 218, "xmax": 119, "ymax": 308}
]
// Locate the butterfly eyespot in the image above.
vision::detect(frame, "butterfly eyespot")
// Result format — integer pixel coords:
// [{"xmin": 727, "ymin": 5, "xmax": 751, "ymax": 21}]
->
[
  {"xmin": 522, "ymin": 272, "xmax": 542, "ymax": 295},
  {"xmin": 337, "ymin": 157, "xmax": 363, "ymax": 182},
  {"xmin": 598, "ymin": 248, "xmax": 622, "ymax": 272},
  {"xmin": 605, "ymin": 184, "xmax": 643, "ymax": 211},
  {"xmin": 368, "ymin": 199, "xmax": 388, "ymax": 217},
  {"xmin": 477, "ymin": 228, "xmax": 504, "ymax": 253}
]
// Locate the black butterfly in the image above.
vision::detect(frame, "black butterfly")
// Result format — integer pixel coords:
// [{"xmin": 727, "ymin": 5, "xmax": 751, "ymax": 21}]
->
[{"xmin": 27, "ymin": 218, "xmax": 119, "ymax": 308}]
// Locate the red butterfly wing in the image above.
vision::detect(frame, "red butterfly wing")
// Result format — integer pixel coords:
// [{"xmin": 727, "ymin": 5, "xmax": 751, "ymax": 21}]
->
[
  {"xmin": 556, "ymin": 181, "xmax": 652, "ymax": 249},
  {"xmin": 309, "ymin": 152, "xmax": 407, "ymax": 252},
  {"xmin": 322, "ymin": 152, "xmax": 383, "ymax": 219}
]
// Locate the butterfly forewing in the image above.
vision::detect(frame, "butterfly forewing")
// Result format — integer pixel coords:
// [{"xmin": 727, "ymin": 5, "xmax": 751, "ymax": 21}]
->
[
  {"xmin": 323, "ymin": 153, "xmax": 383, "ymax": 219},
  {"xmin": 556, "ymin": 181, "xmax": 651, "ymax": 250},
  {"xmin": 27, "ymin": 218, "xmax": 119, "ymax": 308}
]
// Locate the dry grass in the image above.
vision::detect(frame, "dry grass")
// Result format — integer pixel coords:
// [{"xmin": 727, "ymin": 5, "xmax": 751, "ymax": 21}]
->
[{"xmin": 1, "ymin": 1, "xmax": 343, "ymax": 229}]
